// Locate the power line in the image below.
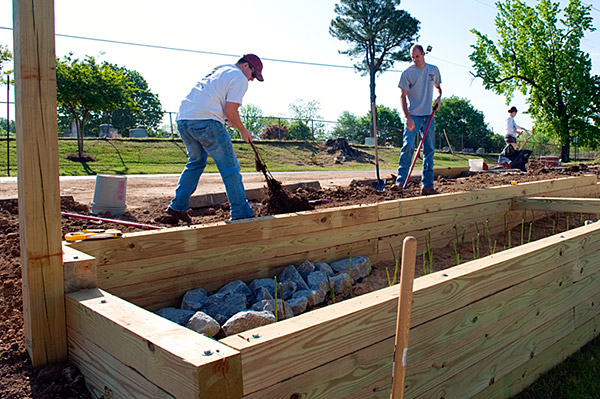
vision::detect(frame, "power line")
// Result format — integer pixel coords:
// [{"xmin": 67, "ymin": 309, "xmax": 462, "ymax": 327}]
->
[{"xmin": 0, "ymin": 26, "xmax": 405, "ymax": 72}]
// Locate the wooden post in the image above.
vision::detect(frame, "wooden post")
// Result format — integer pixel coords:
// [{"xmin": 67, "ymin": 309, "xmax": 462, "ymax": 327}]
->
[
  {"xmin": 13, "ymin": 0, "xmax": 67, "ymax": 366},
  {"xmin": 390, "ymin": 236, "xmax": 417, "ymax": 399}
]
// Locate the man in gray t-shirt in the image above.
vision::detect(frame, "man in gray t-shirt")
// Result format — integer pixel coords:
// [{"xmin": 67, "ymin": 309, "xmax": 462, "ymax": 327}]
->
[{"xmin": 393, "ymin": 44, "xmax": 442, "ymax": 195}]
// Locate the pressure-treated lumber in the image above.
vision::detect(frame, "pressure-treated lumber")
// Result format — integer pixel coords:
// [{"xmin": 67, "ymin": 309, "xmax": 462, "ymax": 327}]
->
[
  {"xmin": 66, "ymin": 289, "xmax": 243, "ymax": 399},
  {"xmin": 65, "ymin": 176, "xmax": 599, "ymax": 311},
  {"xmin": 222, "ymin": 221, "xmax": 600, "ymax": 396},
  {"xmin": 68, "ymin": 328, "xmax": 175, "ymax": 398},
  {"xmin": 14, "ymin": 0, "xmax": 66, "ymax": 366},
  {"xmin": 62, "ymin": 243, "xmax": 96, "ymax": 293},
  {"xmin": 472, "ymin": 313, "xmax": 600, "ymax": 399},
  {"xmin": 405, "ymin": 254, "xmax": 600, "ymax": 398},
  {"xmin": 512, "ymin": 196, "xmax": 600, "ymax": 213}
]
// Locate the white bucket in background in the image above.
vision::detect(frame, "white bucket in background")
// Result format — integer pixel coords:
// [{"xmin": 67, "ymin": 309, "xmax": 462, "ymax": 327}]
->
[
  {"xmin": 91, "ymin": 174, "xmax": 127, "ymax": 216},
  {"xmin": 469, "ymin": 158, "xmax": 484, "ymax": 171}
]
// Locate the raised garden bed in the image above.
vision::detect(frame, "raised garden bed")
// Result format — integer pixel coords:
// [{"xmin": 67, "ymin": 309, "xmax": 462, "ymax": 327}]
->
[{"xmin": 64, "ymin": 175, "xmax": 600, "ymax": 398}]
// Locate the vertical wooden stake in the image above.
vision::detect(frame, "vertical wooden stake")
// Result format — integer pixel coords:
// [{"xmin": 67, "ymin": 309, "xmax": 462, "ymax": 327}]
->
[
  {"xmin": 13, "ymin": 0, "xmax": 67, "ymax": 366},
  {"xmin": 390, "ymin": 236, "xmax": 417, "ymax": 399}
]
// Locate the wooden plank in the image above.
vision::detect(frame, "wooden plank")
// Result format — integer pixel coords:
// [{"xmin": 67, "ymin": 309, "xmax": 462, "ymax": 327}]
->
[
  {"xmin": 68, "ymin": 327, "xmax": 175, "ymax": 399},
  {"xmin": 221, "ymin": 222, "xmax": 600, "ymax": 395},
  {"xmin": 417, "ymin": 306, "xmax": 577, "ymax": 398},
  {"xmin": 98, "ymin": 199, "xmax": 507, "ymax": 294},
  {"xmin": 512, "ymin": 196, "xmax": 600, "ymax": 213},
  {"xmin": 241, "ymin": 337, "xmax": 395, "ymax": 399},
  {"xmin": 68, "ymin": 176, "xmax": 595, "ymax": 268},
  {"xmin": 67, "ymin": 202, "xmax": 379, "ymax": 266},
  {"xmin": 471, "ymin": 313, "xmax": 600, "ymax": 399},
  {"xmin": 240, "ymin": 271, "xmax": 600, "ymax": 399},
  {"xmin": 404, "ymin": 255, "xmax": 600, "ymax": 398},
  {"xmin": 62, "ymin": 243, "xmax": 96, "ymax": 293},
  {"xmin": 112, "ymin": 238, "xmax": 377, "ymax": 311},
  {"xmin": 14, "ymin": 0, "xmax": 66, "ymax": 366},
  {"xmin": 378, "ymin": 175, "xmax": 597, "ymax": 220},
  {"xmin": 189, "ymin": 181, "xmax": 321, "ymax": 208},
  {"xmin": 65, "ymin": 288, "xmax": 242, "ymax": 399}
]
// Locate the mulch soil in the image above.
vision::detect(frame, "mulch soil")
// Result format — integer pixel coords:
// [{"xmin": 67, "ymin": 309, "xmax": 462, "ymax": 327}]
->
[{"xmin": 0, "ymin": 161, "xmax": 597, "ymax": 398}]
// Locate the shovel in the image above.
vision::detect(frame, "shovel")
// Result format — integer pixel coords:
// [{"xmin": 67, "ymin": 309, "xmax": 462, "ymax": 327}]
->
[{"xmin": 371, "ymin": 102, "xmax": 386, "ymax": 191}]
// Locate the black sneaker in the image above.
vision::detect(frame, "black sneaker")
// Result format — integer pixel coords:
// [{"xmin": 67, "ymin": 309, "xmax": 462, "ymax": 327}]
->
[{"xmin": 166, "ymin": 207, "xmax": 192, "ymax": 224}]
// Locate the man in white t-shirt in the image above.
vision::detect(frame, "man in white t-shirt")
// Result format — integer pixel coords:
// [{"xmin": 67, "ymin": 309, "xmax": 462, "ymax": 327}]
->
[{"xmin": 167, "ymin": 54, "xmax": 264, "ymax": 223}]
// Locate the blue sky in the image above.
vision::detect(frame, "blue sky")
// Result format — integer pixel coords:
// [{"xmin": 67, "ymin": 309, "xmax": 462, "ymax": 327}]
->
[{"xmin": 1, "ymin": 0, "xmax": 599, "ymax": 135}]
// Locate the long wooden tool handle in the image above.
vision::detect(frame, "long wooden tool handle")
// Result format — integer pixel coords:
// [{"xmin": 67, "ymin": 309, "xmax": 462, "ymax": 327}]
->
[
  {"xmin": 390, "ymin": 236, "xmax": 417, "ymax": 399},
  {"xmin": 372, "ymin": 102, "xmax": 380, "ymax": 166}
]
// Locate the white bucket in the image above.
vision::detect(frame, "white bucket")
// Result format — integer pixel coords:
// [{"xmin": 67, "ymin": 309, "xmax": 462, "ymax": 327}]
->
[
  {"xmin": 469, "ymin": 158, "xmax": 484, "ymax": 171},
  {"xmin": 91, "ymin": 174, "xmax": 127, "ymax": 216}
]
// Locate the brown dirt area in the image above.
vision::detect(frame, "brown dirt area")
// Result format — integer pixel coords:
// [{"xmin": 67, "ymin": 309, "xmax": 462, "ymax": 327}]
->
[{"xmin": 0, "ymin": 161, "xmax": 597, "ymax": 398}]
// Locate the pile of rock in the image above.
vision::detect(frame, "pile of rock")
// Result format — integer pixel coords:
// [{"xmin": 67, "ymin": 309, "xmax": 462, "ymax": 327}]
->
[{"xmin": 155, "ymin": 256, "xmax": 372, "ymax": 338}]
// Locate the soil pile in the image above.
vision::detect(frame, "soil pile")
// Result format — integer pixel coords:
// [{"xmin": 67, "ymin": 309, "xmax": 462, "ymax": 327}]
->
[{"xmin": 326, "ymin": 138, "xmax": 372, "ymax": 163}]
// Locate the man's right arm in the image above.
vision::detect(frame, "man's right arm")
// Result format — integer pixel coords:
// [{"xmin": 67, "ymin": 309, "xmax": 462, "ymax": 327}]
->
[
  {"xmin": 400, "ymin": 89, "xmax": 415, "ymax": 131},
  {"xmin": 224, "ymin": 101, "xmax": 252, "ymax": 143}
]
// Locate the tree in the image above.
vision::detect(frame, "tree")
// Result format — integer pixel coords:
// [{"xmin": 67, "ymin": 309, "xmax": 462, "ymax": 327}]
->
[
  {"xmin": 360, "ymin": 105, "xmax": 404, "ymax": 147},
  {"xmin": 288, "ymin": 99, "xmax": 324, "ymax": 140},
  {"xmin": 332, "ymin": 111, "xmax": 365, "ymax": 143},
  {"xmin": 239, "ymin": 104, "xmax": 266, "ymax": 138},
  {"xmin": 434, "ymin": 96, "xmax": 496, "ymax": 151},
  {"xmin": 0, "ymin": 44, "xmax": 11, "ymax": 81},
  {"xmin": 56, "ymin": 55, "xmax": 137, "ymax": 158},
  {"xmin": 288, "ymin": 121, "xmax": 313, "ymax": 141},
  {"xmin": 330, "ymin": 0, "xmax": 419, "ymax": 136},
  {"xmin": 470, "ymin": 0, "xmax": 600, "ymax": 161},
  {"xmin": 102, "ymin": 66, "xmax": 163, "ymax": 133}
]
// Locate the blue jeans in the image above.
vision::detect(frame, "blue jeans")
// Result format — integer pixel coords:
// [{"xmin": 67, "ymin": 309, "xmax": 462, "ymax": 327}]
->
[
  {"xmin": 395, "ymin": 115, "xmax": 436, "ymax": 189},
  {"xmin": 169, "ymin": 119, "xmax": 254, "ymax": 220}
]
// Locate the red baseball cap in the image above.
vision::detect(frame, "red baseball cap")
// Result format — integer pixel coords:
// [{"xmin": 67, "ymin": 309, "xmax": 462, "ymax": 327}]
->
[{"xmin": 242, "ymin": 53, "xmax": 264, "ymax": 82}]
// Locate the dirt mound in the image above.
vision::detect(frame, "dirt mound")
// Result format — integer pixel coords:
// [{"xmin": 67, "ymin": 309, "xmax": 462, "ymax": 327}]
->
[{"xmin": 326, "ymin": 138, "xmax": 372, "ymax": 164}]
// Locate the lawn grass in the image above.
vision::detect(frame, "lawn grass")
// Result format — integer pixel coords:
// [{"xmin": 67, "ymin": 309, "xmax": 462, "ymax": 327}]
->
[
  {"xmin": 0, "ymin": 137, "xmax": 496, "ymax": 177},
  {"xmin": 512, "ymin": 334, "xmax": 600, "ymax": 398}
]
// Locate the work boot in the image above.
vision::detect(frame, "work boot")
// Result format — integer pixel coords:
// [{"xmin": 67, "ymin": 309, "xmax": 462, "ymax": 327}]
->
[
  {"xmin": 166, "ymin": 207, "xmax": 192, "ymax": 224},
  {"xmin": 421, "ymin": 187, "xmax": 440, "ymax": 196},
  {"xmin": 390, "ymin": 183, "xmax": 403, "ymax": 192}
]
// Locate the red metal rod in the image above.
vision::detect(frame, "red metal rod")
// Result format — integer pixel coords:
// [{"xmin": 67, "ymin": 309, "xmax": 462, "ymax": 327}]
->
[
  {"xmin": 403, "ymin": 108, "xmax": 438, "ymax": 189},
  {"xmin": 61, "ymin": 212, "xmax": 164, "ymax": 230}
]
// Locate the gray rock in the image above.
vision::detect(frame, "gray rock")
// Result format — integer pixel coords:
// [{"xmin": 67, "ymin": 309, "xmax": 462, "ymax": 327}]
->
[
  {"xmin": 330, "ymin": 256, "xmax": 371, "ymax": 281},
  {"xmin": 293, "ymin": 289, "xmax": 326, "ymax": 308},
  {"xmin": 251, "ymin": 299, "xmax": 294, "ymax": 320},
  {"xmin": 221, "ymin": 310, "xmax": 276, "ymax": 337},
  {"xmin": 249, "ymin": 278, "xmax": 275, "ymax": 297},
  {"xmin": 281, "ymin": 280, "xmax": 297, "ymax": 300},
  {"xmin": 315, "ymin": 262, "xmax": 334, "ymax": 276},
  {"xmin": 297, "ymin": 260, "xmax": 315, "ymax": 281},
  {"xmin": 181, "ymin": 287, "xmax": 208, "ymax": 311},
  {"xmin": 332, "ymin": 273, "xmax": 351, "ymax": 297},
  {"xmin": 252, "ymin": 287, "xmax": 273, "ymax": 302},
  {"xmin": 279, "ymin": 265, "xmax": 309, "ymax": 291},
  {"xmin": 288, "ymin": 296, "xmax": 308, "ymax": 315},
  {"xmin": 156, "ymin": 307, "xmax": 195, "ymax": 326},
  {"xmin": 218, "ymin": 280, "xmax": 252, "ymax": 300},
  {"xmin": 201, "ymin": 293, "xmax": 248, "ymax": 325},
  {"xmin": 186, "ymin": 311, "xmax": 221, "ymax": 337},
  {"xmin": 307, "ymin": 271, "xmax": 329, "ymax": 291}
]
